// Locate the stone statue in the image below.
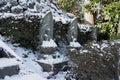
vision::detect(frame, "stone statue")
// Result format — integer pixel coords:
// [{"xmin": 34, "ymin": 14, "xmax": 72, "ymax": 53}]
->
[
  {"xmin": 69, "ymin": 17, "xmax": 78, "ymax": 42},
  {"xmin": 40, "ymin": 11, "xmax": 53, "ymax": 42}
]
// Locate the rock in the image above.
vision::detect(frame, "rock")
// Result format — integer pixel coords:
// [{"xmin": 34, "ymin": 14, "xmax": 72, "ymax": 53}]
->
[
  {"xmin": 0, "ymin": 65, "xmax": 19, "ymax": 78},
  {"xmin": 27, "ymin": 1, "xmax": 35, "ymax": 9},
  {"xmin": 0, "ymin": 58, "xmax": 19, "ymax": 78},
  {"xmin": 11, "ymin": 5, "xmax": 23, "ymax": 14},
  {"xmin": 39, "ymin": 47, "xmax": 57, "ymax": 54},
  {"xmin": 39, "ymin": 11, "xmax": 54, "ymax": 43},
  {"xmin": 10, "ymin": 0, "xmax": 18, "ymax": 6},
  {"xmin": 0, "ymin": 5, "xmax": 10, "ymax": 13},
  {"xmin": 68, "ymin": 17, "xmax": 78, "ymax": 42},
  {"xmin": 36, "ymin": 0, "xmax": 40, "ymax": 3},
  {"xmin": 0, "ymin": 0, "xmax": 7, "ymax": 7},
  {"xmin": 37, "ymin": 60, "xmax": 68, "ymax": 74}
]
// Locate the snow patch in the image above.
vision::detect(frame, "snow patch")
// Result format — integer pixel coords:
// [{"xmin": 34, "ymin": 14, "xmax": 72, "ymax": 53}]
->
[
  {"xmin": 41, "ymin": 39, "xmax": 57, "ymax": 48},
  {"xmin": 69, "ymin": 42, "xmax": 81, "ymax": 48},
  {"xmin": 0, "ymin": 58, "xmax": 19, "ymax": 69},
  {"xmin": 0, "ymin": 40, "xmax": 21, "ymax": 60},
  {"xmin": 5, "ymin": 74, "xmax": 47, "ymax": 80}
]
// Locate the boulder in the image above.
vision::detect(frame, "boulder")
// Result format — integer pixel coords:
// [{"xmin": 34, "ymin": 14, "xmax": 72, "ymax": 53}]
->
[{"xmin": 0, "ymin": 58, "xmax": 19, "ymax": 78}]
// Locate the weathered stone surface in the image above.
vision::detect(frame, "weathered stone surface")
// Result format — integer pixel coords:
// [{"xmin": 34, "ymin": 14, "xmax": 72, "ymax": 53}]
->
[
  {"xmin": 0, "ymin": 47, "xmax": 9, "ymax": 58},
  {"xmin": 11, "ymin": 5, "xmax": 23, "ymax": 14},
  {"xmin": 54, "ymin": 21, "xmax": 69, "ymax": 45},
  {"xmin": 27, "ymin": 1, "xmax": 35, "ymax": 9},
  {"xmin": 1, "ymin": 6, "xmax": 10, "ymax": 12},
  {"xmin": 0, "ymin": 65, "xmax": 19, "ymax": 78},
  {"xmin": 39, "ymin": 47, "xmax": 57, "ymax": 54},
  {"xmin": 39, "ymin": 11, "xmax": 54, "ymax": 43},
  {"xmin": 68, "ymin": 17, "xmax": 78, "ymax": 42},
  {"xmin": 0, "ymin": 58, "xmax": 19, "ymax": 78},
  {"xmin": 36, "ymin": 0, "xmax": 40, "ymax": 3},
  {"xmin": 37, "ymin": 62, "xmax": 52, "ymax": 72},
  {"xmin": 37, "ymin": 60, "xmax": 68, "ymax": 73},
  {"xmin": 0, "ymin": 0, "xmax": 7, "ymax": 7},
  {"xmin": 10, "ymin": 0, "xmax": 18, "ymax": 6}
]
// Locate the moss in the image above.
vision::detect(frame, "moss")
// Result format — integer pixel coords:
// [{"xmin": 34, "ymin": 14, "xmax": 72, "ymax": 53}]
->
[
  {"xmin": 0, "ymin": 17, "xmax": 41, "ymax": 50},
  {"xmin": 68, "ymin": 42, "xmax": 119, "ymax": 80}
]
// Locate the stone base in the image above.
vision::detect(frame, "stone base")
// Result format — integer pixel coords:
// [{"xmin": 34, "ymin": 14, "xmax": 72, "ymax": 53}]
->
[
  {"xmin": 40, "ymin": 47, "xmax": 57, "ymax": 54},
  {"xmin": 0, "ymin": 65, "xmax": 19, "ymax": 78},
  {"xmin": 37, "ymin": 60, "xmax": 68, "ymax": 74},
  {"xmin": 0, "ymin": 58, "xmax": 19, "ymax": 78}
]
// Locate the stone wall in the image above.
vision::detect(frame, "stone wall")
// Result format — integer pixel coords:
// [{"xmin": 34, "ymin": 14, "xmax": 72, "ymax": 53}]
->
[{"xmin": 0, "ymin": 16, "xmax": 41, "ymax": 50}]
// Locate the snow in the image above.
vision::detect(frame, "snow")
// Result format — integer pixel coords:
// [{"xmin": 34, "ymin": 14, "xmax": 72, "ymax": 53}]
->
[
  {"xmin": 41, "ymin": 39, "xmax": 57, "ymax": 48},
  {"xmin": 0, "ymin": 35, "xmax": 67, "ymax": 80},
  {"xmin": 4, "ymin": 74, "xmax": 47, "ymax": 80},
  {"xmin": 80, "ymin": 50, "xmax": 88, "ymax": 54},
  {"xmin": 0, "ymin": 58, "xmax": 18, "ymax": 69},
  {"xmin": 38, "ymin": 54, "xmax": 68, "ymax": 64},
  {"xmin": 69, "ymin": 42, "xmax": 81, "ymax": 48},
  {"xmin": 78, "ymin": 24, "xmax": 93, "ymax": 32},
  {"xmin": 92, "ymin": 43, "xmax": 100, "ymax": 49},
  {"xmin": 101, "ymin": 42, "xmax": 109, "ymax": 51},
  {"xmin": 0, "ymin": 39, "xmax": 21, "ymax": 60},
  {"xmin": 0, "ymin": 0, "xmax": 73, "ymax": 24}
]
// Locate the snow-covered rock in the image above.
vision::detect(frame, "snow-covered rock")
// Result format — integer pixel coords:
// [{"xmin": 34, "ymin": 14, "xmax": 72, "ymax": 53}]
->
[
  {"xmin": 0, "ymin": 40, "xmax": 21, "ymax": 60},
  {"xmin": 0, "ymin": 0, "xmax": 73, "ymax": 24},
  {"xmin": 11, "ymin": 5, "xmax": 23, "ymax": 14}
]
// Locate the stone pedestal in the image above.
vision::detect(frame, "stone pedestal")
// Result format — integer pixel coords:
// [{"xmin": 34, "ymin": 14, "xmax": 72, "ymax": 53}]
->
[
  {"xmin": 40, "ymin": 47, "xmax": 57, "ymax": 54},
  {"xmin": 0, "ymin": 58, "xmax": 19, "ymax": 78},
  {"xmin": 37, "ymin": 60, "xmax": 68, "ymax": 74}
]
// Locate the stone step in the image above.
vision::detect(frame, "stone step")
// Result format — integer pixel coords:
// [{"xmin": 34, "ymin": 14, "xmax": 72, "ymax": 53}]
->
[
  {"xmin": 37, "ymin": 60, "xmax": 68, "ymax": 74},
  {"xmin": 0, "ymin": 58, "xmax": 19, "ymax": 78}
]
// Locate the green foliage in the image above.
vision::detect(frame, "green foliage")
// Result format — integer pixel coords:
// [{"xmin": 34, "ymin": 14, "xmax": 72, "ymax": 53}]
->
[
  {"xmin": 82, "ymin": 0, "xmax": 120, "ymax": 39},
  {"xmin": 57, "ymin": 0, "xmax": 75, "ymax": 11},
  {"xmin": 98, "ymin": 1, "xmax": 120, "ymax": 39},
  {"xmin": 82, "ymin": 0, "xmax": 99, "ymax": 13}
]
